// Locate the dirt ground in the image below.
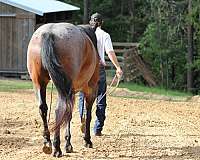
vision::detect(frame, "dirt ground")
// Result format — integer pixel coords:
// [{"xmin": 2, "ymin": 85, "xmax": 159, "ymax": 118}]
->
[{"xmin": 1, "ymin": 89, "xmax": 200, "ymax": 160}]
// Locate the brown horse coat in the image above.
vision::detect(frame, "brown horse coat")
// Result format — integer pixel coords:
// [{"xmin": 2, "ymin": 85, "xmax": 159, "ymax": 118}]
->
[
  {"xmin": 27, "ymin": 23, "xmax": 99, "ymax": 94},
  {"xmin": 27, "ymin": 23, "xmax": 99, "ymax": 157}
]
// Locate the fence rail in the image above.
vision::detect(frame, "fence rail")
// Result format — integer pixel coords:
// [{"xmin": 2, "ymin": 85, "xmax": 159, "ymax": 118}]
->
[
  {"xmin": 105, "ymin": 42, "xmax": 138, "ymax": 70},
  {"xmin": 106, "ymin": 42, "xmax": 156, "ymax": 86}
]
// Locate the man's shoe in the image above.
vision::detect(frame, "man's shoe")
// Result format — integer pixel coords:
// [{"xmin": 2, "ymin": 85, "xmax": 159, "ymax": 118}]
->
[{"xmin": 95, "ymin": 132, "xmax": 102, "ymax": 136}]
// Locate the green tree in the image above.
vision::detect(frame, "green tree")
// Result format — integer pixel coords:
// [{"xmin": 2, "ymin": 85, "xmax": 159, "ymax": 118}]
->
[
  {"xmin": 60, "ymin": 0, "xmax": 150, "ymax": 42},
  {"xmin": 60, "ymin": 0, "xmax": 200, "ymax": 93},
  {"xmin": 139, "ymin": 0, "xmax": 188, "ymax": 90}
]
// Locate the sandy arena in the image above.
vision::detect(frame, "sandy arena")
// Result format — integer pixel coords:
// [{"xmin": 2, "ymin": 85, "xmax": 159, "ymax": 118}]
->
[{"xmin": 1, "ymin": 89, "xmax": 200, "ymax": 160}]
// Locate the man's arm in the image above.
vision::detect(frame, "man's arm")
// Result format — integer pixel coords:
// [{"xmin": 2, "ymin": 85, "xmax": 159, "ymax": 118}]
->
[
  {"xmin": 107, "ymin": 51, "xmax": 123, "ymax": 78},
  {"xmin": 104, "ymin": 34, "xmax": 123, "ymax": 78}
]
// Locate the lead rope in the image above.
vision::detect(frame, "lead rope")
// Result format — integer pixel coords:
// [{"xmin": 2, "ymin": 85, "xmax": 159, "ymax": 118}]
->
[
  {"xmin": 47, "ymin": 75, "xmax": 121, "ymax": 127},
  {"xmin": 80, "ymin": 74, "xmax": 121, "ymax": 133},
  {"xmin": 96, "ymin": 74, "xmax": 120, "ymax": 105},
  {"xmin": 48, "ymin": 82, "xmax": 54, "ymax": 123},
  {"xmin": 91, "ymin": 74, "xmax": 121, "ymax": 114}
]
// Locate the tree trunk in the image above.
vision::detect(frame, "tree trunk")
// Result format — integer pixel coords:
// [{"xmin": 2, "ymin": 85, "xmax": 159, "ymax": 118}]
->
[
  {"xmin": 83, "ymin": 0, "xmax": 90, "ymax": 24},
  {"xmin": 128, "ymin": 0, "xmax": 134, "ymax": 42},
  {"xmin": 186, "ymin": 0, "xmax": 193, "ymax": 92}
]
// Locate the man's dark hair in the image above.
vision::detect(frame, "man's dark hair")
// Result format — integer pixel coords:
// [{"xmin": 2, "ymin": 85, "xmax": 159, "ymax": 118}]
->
[{"xmin": 89, "ymin": 12, "xmax": 103, "ymax": 29}]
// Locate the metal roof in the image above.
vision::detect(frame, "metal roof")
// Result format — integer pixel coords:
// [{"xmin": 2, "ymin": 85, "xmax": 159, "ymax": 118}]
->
[{"xmin": 0, "ymin": 0, "xmax": 80, "ymax": 16}]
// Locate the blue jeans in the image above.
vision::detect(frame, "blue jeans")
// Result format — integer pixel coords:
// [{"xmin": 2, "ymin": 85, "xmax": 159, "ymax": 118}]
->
[{"xmin": 79, "ymin": 66, "xmax": 107, "ymax": 134}]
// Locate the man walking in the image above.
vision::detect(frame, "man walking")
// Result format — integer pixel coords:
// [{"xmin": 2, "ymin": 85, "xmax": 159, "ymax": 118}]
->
[{"xmin": 79, "ymin": 13, "xmax": 123, "ymax": 136}]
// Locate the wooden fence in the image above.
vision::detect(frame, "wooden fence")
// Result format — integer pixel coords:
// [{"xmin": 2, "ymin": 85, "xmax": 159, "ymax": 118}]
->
[{"xmin": 106, "ymin": 42, "xmax": 157, "ymax": 86}]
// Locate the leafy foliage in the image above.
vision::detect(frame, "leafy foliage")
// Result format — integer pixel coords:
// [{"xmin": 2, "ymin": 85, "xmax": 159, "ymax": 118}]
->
[
  {"xmin": 139, "ymin": 0, "xmax": 188, "ymax": 90},
  {"xmin": 60, "ymin": 0, "xmax": 200, "ymax": 93},
  {"xmin": 60, "ymin": 0, "xmax": 150, "ymax": 42}
]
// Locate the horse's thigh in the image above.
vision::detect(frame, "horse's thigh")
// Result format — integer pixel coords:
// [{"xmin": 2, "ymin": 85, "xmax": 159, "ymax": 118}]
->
[{"xmin": 30, "ymin": 63, "xmax": 50, "ymax": 89}]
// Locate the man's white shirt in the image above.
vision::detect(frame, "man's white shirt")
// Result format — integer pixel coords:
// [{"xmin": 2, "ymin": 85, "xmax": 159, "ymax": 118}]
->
[{"xmin": 95, "ymin": 27, "xmax": 114, "ymax": 65}]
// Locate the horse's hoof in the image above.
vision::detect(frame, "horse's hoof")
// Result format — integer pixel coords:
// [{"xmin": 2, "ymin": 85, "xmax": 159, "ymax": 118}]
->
[
  {"xmin": 53, "ymin": 149, "xmax": 62, "ymax": 158},
  {"xmin": 65, "ymin": 144, "xmax": 73, "ymax": 153},
  {"xmin": 43, "ymin": 143, "xmax": 52, "ymax": 154},
  {"xmin": 85, "ymin": 142, "xmax": 93, "ymax": 148}
]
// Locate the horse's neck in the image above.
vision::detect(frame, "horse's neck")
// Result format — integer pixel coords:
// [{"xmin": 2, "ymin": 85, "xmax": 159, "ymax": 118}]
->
[{"xmin": 78, "ymin": 25, "xmax": 97, "ymax": 50}]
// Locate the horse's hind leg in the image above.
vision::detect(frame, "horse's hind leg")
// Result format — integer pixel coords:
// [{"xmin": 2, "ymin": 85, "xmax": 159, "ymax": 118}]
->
[
  {"xmin": 52, "ymin": 96, "xmax": 63, "ymax": 157},
  {"xmin": 64, "ymin": 94, "xmax": 74, "ymax": 153},
  {"xmin": 30, "ymin": 67, "xmax": 52, "ymax": 154},
  {"xmin": 35, "ymin": 81, "xmax": 52, "ymax": 154},
  {"xmin": 53, "ymin": 95, "xmax": 72, "ymax": 157},
  {"xmin": 84, "ymin": 88, "xmax": 97, "ymax": 148},
  {"xmin": 64, "ymin": 121, "xmax": 73, "ymax": 153},
  {"xmin": 53, "ymin": 93, "xmax": 74, "ymax": 157}
]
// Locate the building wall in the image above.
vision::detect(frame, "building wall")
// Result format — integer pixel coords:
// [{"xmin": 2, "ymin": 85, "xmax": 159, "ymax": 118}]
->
[{"xmin": 0, "ymin": 2, "xmax": 35, "ymax": 74}]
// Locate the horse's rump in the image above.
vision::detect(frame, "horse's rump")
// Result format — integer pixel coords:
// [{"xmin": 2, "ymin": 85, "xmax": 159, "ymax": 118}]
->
[
  {"xmin": 27, "ymin": 22, "xmax": 99, "ymax": 156},
  {"xmin": 30, "ymin": 23, "xmax": 98, "ymax": 91}
]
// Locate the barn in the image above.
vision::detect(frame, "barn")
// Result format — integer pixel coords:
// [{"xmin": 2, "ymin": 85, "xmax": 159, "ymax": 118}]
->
[{"xmin": 0, "ymin": 0, "xmax": 79, "ymax": 77}]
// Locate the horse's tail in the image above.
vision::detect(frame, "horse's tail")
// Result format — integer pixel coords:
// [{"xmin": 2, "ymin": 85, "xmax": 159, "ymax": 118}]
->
[{"xmin": 40, "ymin": 32, "xmax": 73, "ymax": 130}]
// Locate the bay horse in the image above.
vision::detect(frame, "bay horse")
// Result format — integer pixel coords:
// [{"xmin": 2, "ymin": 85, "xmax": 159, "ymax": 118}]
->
[{"xmin": 27, "ymin": 23, "xmax": 99, "ymax": 157}]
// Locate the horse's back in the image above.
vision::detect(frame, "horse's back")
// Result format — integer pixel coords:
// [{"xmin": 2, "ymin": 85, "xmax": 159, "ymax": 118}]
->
[{"xmin": 33, "ymin": 23, "xmax": 84, "ymax": 47}]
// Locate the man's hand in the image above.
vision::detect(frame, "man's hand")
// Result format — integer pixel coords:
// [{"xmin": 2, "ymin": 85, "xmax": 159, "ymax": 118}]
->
[{"xmin": 116, "ymin": 67, "xmax": 123, "ymax": 79}]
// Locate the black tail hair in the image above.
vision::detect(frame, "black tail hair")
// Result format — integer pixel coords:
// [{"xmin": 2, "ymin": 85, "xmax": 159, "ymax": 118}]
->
[{"xmin": 40, "ymin": 32, "xmax": 72, "ymax": 98}]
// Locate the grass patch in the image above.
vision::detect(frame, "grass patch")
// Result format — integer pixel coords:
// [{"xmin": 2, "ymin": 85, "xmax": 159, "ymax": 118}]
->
[
  {"xmin": 119, "ymin": 82, "xmax": 192, "ymax": 98},
  {"xmin": 0, "ymin": 78, "xmax": 193, "ymax": 99},
  {"xmin": 0, "ymin": 79, "xmax": 54, "ymax": 92},
  {"xmin": 0, "ymin": 79, "xmax": 33, "ymax": 91}
]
